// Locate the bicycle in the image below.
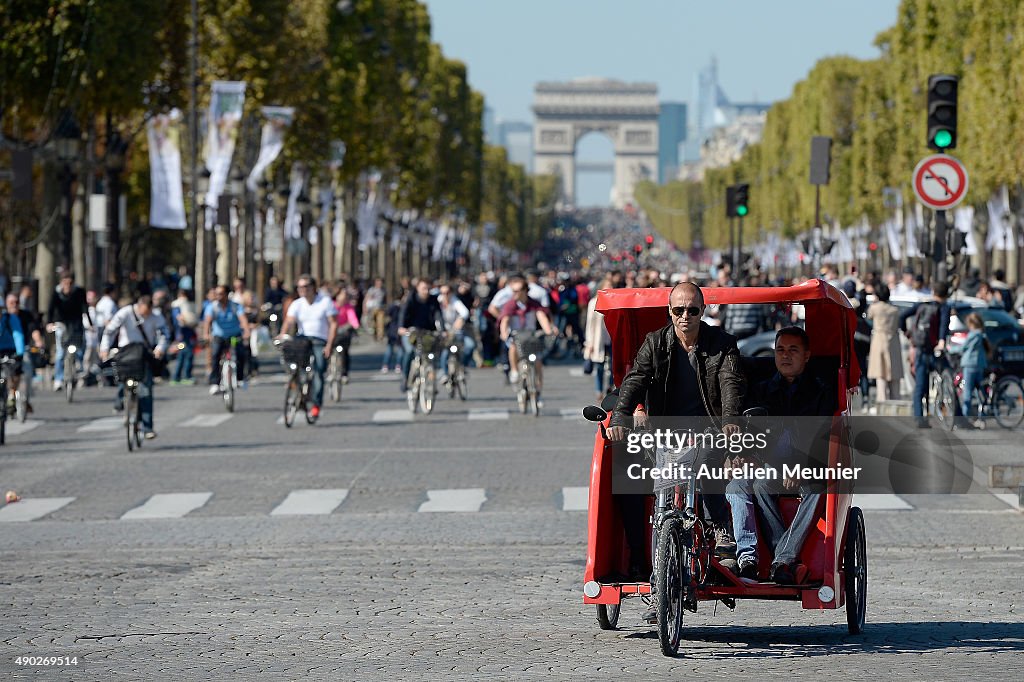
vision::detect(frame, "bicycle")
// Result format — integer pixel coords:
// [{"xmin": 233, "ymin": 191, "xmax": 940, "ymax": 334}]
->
[
  {"xmin": 512, "ymin": 330, "xmax": 546, "ymax": 417},
  {"xmin": 53, "ymin": 322, "xmax": 84, "ymax": 403},
  {"xmin": 277, "ymin": 335, "xmax": 317, "ymax": 427},
  {"xmin": 218, "ymin": 336, "xmax": 240, "ymax": 413},
  {"xmin": 444, "ymin": 333, "xmax": 468, "ymax": 401},
  {"xmin": 406, "ymin": 330, "xmax": 441, "ymax": 414},
  {"xmin": 327, "ymin": 334, "xmax": 350, "ymax": 403},
  {"xmin": 1, "ymin": 356, "xmax": 28, "ymax": 444},
  {"xmin": 261, "ymin": 303, "xmax": 283, "ymax": 339},
  {"xmin": 110, "ymin": 347, "xmax": 146, "ymax": 452},
  {"xmin": 954, "ymin": 368, "xmax": 1024, "ymax": 429}
]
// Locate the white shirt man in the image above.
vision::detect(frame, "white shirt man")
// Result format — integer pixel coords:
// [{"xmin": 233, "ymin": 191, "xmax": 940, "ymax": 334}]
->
[{"xmin": 285, "ymin": 292, "xmax": 336, "ymax": 342}]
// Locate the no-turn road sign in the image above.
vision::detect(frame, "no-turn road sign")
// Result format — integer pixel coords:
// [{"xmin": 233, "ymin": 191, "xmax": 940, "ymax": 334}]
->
[{"xmin": 912, "ymin": 154, "xmax": 969, "ymax": 210}]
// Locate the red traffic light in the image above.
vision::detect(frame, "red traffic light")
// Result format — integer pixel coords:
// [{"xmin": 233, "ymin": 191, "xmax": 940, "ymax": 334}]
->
[
  {"xmin": 868, "ymin": 242, "xmax": 878, "ymax": 251},
  {"xmin": 645, "ymin": 234, "xmax": 654, "ymax": 244},
  {"xmin": 634, "ymin": 244, "xmax": 643, "ymax": 254}
]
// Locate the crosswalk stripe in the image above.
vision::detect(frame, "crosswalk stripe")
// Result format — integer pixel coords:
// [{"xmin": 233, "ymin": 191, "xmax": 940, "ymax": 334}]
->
[
  {"xmin": 560, "ymin": 408, "xmax": 587, "ymax": 421},
  {"xmin": 372, "ymin": 409, "xmax": 413, "ymax": 423},
  {"xmin": 852, "ymin": 494, "xmax": 913, "ymax": 510},
  {"xmin": 77, "ymin": 417, "xmax": 124, "ymax": 433},
  {"xmin": 370, "ymin": 374, "xmax": 398, "ymax": 382},
  {"xmin": 0, "ymin": 497, "xmax": 75, "ymax": 522},
  {"xmin": 568, "ymin": 368, "xmax": 584, "ymax": 377},
  {"xmin": 4, "ymin": 419, "xmax": 44, "ymax": 436},
  {"xmin": 121, "ymin": 492, "xmax": 213, "ymax": 520},
  {"xmin": 418, "ymin": 488, "xmax": 487, "ymax": 512},
  {"xmin": 270, "ymin": 489, "xmax": 349, "ymax": 516},
  {"xmin": 561, "ymin": 486, "xmax": 589, "ymax": 511},
  {"xmin": 468, "ymin": 408, "xmax": 509, "ymax": 421},
  {"xmin": 179, "ymin": 414, "xmax": 234, "ymax": 428}
]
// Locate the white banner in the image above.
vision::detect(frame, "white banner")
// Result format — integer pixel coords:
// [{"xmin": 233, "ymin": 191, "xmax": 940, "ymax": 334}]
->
[
  {"xmin": 263, "ymin": 206, "xmax": 283, "ymax": 262},
  {"xmin": 333, "ymin": 198, "xmax": 344, "ymax": 248},
  {"xmin": 204, "ymin": 80, "xmax": 246, "ymax": 211},
  {"xmin": 905, "ymin": 206, "xmax": 922, "ymax": 258},
  {"xmin": 147, "ymin": 109, "xmax": 187, "ymax": 229},
  {"xmin": 985, "ymin": 186, "xmax": 1012, "ymax": 252},
  {"xmin": 356, "ymin": 192, "xmax": 378, "ymax": 250},
  {"xmin": 432, "ymin": 221, "xmax": 449, "ymax": 261},
  {"xmin": 284, "ymin": 163, "xmax": 304, "ymax": 240},
  {"xmin": 953, "ymin": 206, "xmax": 978, "ymax": 256},
  {"xmin": 884, "ymin": 219, "xmax": 903, "ymax": 261},
  {"xmin": 246, "ymin": 106, "xmax": 294, "ymax": 192}
]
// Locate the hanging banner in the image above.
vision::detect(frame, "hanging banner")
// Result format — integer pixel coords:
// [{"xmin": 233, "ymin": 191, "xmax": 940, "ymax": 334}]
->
[
  {"xmin": 147, "ymin": 109, "xmax": 187, "ymax": 229},
  {"xmin": 263, "ymin": 206, "xmax": 283, "ymax": 262},
  {"xmin": 905, "ymin": 206, "xmax": 922, "ymax": 258},
  {"xmin": 246, "ymin": 106, "xmax": 294, "ymax": 192},
  {"xmin": 204, "ymin": 80, "xmax": 246, "ymax": 210},
  {"xmin": 356, "ymin": 193, "xmax": 378, "ymax": 250},
  {"xmin": 985, "ymin": 186, "xmax": 1012, "ymax": 252},
  {"xmin": 885, "ymin": 219, "xmax": 903, "ymax": 261},
  {"xmin": 333, "ymin": 197, "xmax": 345, "ymax": 248},
  {"xmin": 953, "ymin": 206, "xmax": 978, "ymax": 256},
  {"xmin": 284, "ymin": 163, "xmax": 304, "ymax": 240}
]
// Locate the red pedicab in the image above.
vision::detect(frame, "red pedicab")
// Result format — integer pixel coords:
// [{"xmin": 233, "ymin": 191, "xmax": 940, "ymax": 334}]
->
[{"xmin": 581, "ymin": 280, "xmax": 867, "ymax": 655}]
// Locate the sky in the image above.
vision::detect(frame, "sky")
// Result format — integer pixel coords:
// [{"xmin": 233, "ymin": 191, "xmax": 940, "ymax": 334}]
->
[{"xmin": 425, "ymin": 0, "xmax": 900, "ymax": 204}]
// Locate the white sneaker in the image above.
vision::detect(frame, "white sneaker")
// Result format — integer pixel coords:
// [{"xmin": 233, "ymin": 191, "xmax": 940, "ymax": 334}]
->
[
  {"xmin": 209, "ymin": 385, "xmax": 220, "ymax": 396},
  {"xmin": 53, "ymin": 381, "xmax": 62, "ymax": 392},
  {"xmin": 536, "ymin": 396, "xmax": 544, "ymax": 409},
  {"xmin": 508, "ymin": 370, "xmax": 520, "ymax": 384},
  {"xmin": 380, "ymin": 366, "xmax": 389, "ymax": 374}
]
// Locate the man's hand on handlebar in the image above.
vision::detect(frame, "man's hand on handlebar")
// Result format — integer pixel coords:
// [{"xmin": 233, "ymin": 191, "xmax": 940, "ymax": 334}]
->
[{"xmin": 606, "ymin": 425, "xmax": 629, "ymax": 442}]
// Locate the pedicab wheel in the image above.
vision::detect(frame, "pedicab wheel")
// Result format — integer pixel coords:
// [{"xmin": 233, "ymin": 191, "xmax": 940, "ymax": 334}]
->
[
  {"xmin": 283, "ymin": 380, "xmax": 299, "ymax": 428},
  {"xmin": 655, "ymin": 517, "xmax": 686, "ymax": 656},
  {"xmin": 992, "ymin": 376, "xmax": 1024, "ymax": 429},
  {"xmin": 596, "ymin": 603, "xmax": 620, "ymax": 630},
  {"xmin": 844, "ymin": 506, "xmax": 867, "ymax": 635}
]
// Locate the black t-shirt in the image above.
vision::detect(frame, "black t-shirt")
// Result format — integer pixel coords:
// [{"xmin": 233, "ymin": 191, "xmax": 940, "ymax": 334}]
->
[{"xmin": 664, "ymin": 342, "xmax": 707, "ymax": 417}]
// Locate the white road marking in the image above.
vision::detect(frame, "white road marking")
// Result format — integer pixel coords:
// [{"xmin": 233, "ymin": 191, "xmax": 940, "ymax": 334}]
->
[
  {"xmin": 561, "ymin": 486, "xmax": 589, "ymax": 511},
  {"xmin": 4, "ymin": 419, "xmax": 44, "ymax": 436},
  {"xmin": 468, "ymin": 408, "xmax": 509, "ymax": 421},
  {"xmin": 370, "ymin": 374, "xmax": 398, "ymax": 382},
  {"xmin": 270, "ymin": 489, "xmax": 349, "ymax": 516},
  {"xmin": 568, "ymin": 368, "xmax": 584, "ymax": 377},
  {"xmin": 0, "ymin": 497, "xmax": 75, "ymax": 522},
  {"xmin": 853, "ymin": 494, "xmax": 913, "ymax": 510},
  {"xmin": 77, "ymin": 417, "xmax": 124, "ymax": 433},
  {"xmin": 121, "ymin": 492, "xmax": 213, "ymax": 520},
  {"xmin": 560, "ymin": 408, "xmax": 587, "ymax": 421},
  {"xmin": 418, "ymin": 488, "xmax": 487, "ymax": 512},
  {"xmin": 179, "ymin": 414, "xmax": 234, "ymax": 428},
  {"xmin": 372, "ymin": 410, "xmax": 413, "ymax": 423},
  {"xmin": 990, "ymin": 492, "xmax": 1021, "ymax": 510}
]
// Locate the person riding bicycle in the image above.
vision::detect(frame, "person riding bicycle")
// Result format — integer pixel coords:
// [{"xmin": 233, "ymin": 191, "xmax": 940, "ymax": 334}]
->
[
  {"xmin": 605, "ymin": 282, "xmax": 746, "ymax": 620},
  {"xmin": 0, "ymin": 297, "xmax": 26, "ymax": 414},
  {"xmin": 725, "ymin": 326, "xmax": 837, "ymax": 584},
  {"xmin": 498, "ymin": 280, "xmax": 556, "ymax": 408},
  {"xmin": 46, "ymin": 271, "xmax": 92, "ymax": 392},
  {"xmin": 203, "ymin": 284, "xmax": 251, "ymax": 395},
  {"xmin": 333, "ymin": 287, "xmax": 360, "ymax": 383},
  {"xmin": 4, "ymin": 293, "xmax": 44, "ymax": 414},
  {"xmin": 99, "ymin": 295, "xmax": 169, "ymax": 440},
  {"xmin": 905, "ymin": 281, "xmax": 956, "ymax": 428},
  {"xmin": 438, "ymin": 282, "xmax": 475, "ymax": 382},
  {"xmin": 280, "ymin": 274, "xmax": 337, "ymax": 420},
  {"xmin": 397, "ymin": 279, "xmax": 443, "ymax": 392}
]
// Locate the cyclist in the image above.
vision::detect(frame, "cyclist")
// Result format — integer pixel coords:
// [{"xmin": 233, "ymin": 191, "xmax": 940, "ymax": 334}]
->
[
  {"xmin": 438, "ymin": 282, "xmax": 475, "ymax": 383},
  {"xmin": 333, "ymin": 287, "xmax": 360, "ymax": 383},
  {"xmin": 397, "ymin": 279, "xmax": 443, "ymax": 392},
  {"xmin": 499, "ymin": 279, "xmax": 555, "ymax": 408},
  {"xmin": 4, "ymin": 293, "xmax": 44, "ymax": 414},
  {"xmin": 46, "ymin": 271, "xmax": 92, "ymax": 391},
  {"xmin": 280, "ymin": 274, "xmax": 337, "ymax": 420},
  {"xmin": 203, "ymin": 285, "xmax": 251, "ymax": 395},
  {"xmin": 99, "ymin": 295, "xmax": 169, "ymax": 440},
  {"xmin": 0, "ymin": 296, "xmax": 26, "ymax": 414}
]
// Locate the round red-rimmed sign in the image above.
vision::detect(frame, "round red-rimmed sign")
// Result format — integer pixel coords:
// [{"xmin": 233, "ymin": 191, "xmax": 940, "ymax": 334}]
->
[{"xmin": 912, "ymin": 154, "xmax": 968, "ymax": 210}]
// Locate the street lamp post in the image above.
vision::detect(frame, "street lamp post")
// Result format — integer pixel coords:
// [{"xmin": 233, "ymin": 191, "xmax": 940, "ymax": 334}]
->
[
  {"xmin": 296, "ymin": 191, "xmax": 312, "ymax": 277},
  {"xmin": 196, "ymin": 168, "xmax": 210, "ymax": 295},
  {"xmin": 105, "ymin": 132, "xmax": 127, "ymax": 289},
  {"xmin": 55, "ymin": 114, "xmax": 82, "ymax": 271}
]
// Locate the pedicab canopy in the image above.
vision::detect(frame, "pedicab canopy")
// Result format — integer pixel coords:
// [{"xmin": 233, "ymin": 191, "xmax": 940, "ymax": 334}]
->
[{"xmin": 595, "ymin": 279, "xmax": 861, "ymax": 392}]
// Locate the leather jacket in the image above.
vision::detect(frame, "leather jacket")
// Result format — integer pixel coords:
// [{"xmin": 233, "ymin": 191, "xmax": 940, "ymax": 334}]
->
[{"xmin": 610, "ymin": 321, "xmax": 745, "ymax": 429}]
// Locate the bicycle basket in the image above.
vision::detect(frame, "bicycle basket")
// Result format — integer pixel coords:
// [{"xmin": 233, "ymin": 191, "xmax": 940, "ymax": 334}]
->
[
  {"xmin": 113, "ymin": 343, "xmax": 148, "ymax": 381},
  {"xmin": 515, "ymin": 336, "xmax": 545, "ymax": 358},
  {"xmin": 416, "ymin": 332, "xmax": 442, "ymax": 354},
  {"xmin": 281, "ymin": 337, "xmax": 314, "ymax": 366}
]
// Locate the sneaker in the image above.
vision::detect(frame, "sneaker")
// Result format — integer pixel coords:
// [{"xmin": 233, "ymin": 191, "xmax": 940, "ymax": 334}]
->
[
  {"xmin": 209, "ymin": 385, "xmax": 220, "ymax": 396},
  {"xmin": 53, "ymin": 381, "xmax": 62, "ymax": 392},
  {"xmin": 181, "ymin": 378, "xmax": 195, "ymax": 385},
  {"xmin": 169, "ymin": 380, "xmax": 181, "ymax": 386},
  {"xmin": 712, "ymin": 526, "xmax": 737, "ymax": 559},
  {"xmin": 770, "ymin": 562, "xmax": 796, "ymax": 585},
  {"xmin": 380, "ymin": 366, "xmax": 389, "ymax": 374},
  {"xmin": 535, "ymin": 395, "xmax": 544, "ymax": 409},
  {"xmin": 642, "ymin": 604, "xmax": 658, "ymax": 624},
  {"xmin": 972, "ymin": 419, "xmax": 986, "ymax": 430},
  {"xmin": 341, "ymin": 375, "xmax": 349, "ymax": 385},
  {"xmin": 113, "ymin": 402, "xmax": 124, "ymax": 414},
  {"xmin": 738, "ymin": 557, "xmax": 759, "ymax": 580},
  {"xmin": 508, "ymin": 370, "xmax": 520, "ymax": 384},
  {"xmin": 719, "ymin": 557, "xmax": 739, "ymax": 575},
  {"xmin": 26, "ymin": 402, "xmax": 33, "ymax": 415},
  {"xmin": 309, "ymin": 405, "xmax": 320, "ymax": 419},
  {"xmin": 394, "ymin": 367, "xmax": 402, "ymax": 375},
  {"xmin": 144, "ymin": 431, "xmax": 157, "ymax": 440}
]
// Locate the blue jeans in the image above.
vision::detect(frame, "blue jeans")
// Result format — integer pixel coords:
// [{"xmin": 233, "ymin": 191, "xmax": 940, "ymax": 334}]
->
[
  {"xmin": 381, "ymin": 340, "xmax": 401, "ymax": 370},
  {"xmin": 727, "ymin": 477, "xmax": 823, "ymax": 567},
  {"xmin": 961, "ymin": 366, "xmax": 984, "ymax": 418},
  {"xmin": 309, "ymin": 337, "xmax": 327, "ymax": 407},
  {"xmin": 54, "ymin": 326, "xmax": 84, "ymax": 384},
  {"xmin": 400, "ymin": 335, "xmax": 415, "ymax": 387},
  {"xmin": 725, "ymin": 477, "xmax": 759, "ymax": 564},
  {"xmin": 208, "ymin": 336, "xmax": 248, "ymax": 385},
  {"xmin": 117, "ymin": 367, "xmax": 155, "ymax": 430},
  {"xmin": 911, "ymin": 350, "xmax": 934, "ymax": 419},
  {"xmin": 173, "ymin": 334, "xmax": 195, "ymax": 381}
]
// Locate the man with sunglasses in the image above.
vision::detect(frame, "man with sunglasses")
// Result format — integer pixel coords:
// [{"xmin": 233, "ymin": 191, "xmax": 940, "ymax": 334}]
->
[
  {"xmin": 606, "ymin": 282, "xmax": 746, "ymax": 620},
  {"xmin": 280, "ymin": 275, "xmax": 337, "ymax": 420}
]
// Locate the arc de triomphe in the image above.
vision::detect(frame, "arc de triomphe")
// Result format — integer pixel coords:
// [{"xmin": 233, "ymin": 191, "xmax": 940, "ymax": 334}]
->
[{"xmin": 532, "ymin": 79, "xmax": 659, "ymax": 208}]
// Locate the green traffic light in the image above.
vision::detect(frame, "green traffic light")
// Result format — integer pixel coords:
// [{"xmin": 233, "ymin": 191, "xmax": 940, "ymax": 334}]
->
[
  {"xmin": 934, "ymin": 130, "xmax": 952, "ymax": 148},
  {"xmin": 737, "ymin": 205, "xmax": 748, "ymax": 216}
]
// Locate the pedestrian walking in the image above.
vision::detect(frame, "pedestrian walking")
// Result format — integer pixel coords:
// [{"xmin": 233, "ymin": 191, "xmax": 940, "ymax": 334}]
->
[{"xmin": 866, "ymin": 284, "xmax": 903, "ymax": 402}]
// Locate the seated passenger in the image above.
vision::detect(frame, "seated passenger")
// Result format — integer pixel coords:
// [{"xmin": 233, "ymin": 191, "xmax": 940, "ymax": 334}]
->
[{"xmin": 725, "ymin": 326, "xmax": 837, "ymax": 583}]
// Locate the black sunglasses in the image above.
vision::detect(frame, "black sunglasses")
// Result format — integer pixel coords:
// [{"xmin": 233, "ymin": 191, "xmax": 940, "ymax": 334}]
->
[{"xmin": 670, "ymin": 305, "xmax": 702, "ymax": 318}]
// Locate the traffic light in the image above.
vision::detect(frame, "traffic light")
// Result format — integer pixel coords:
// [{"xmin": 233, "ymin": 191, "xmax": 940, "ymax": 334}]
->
[
  {"xmin": 927, "ymin": 74, "xmax": 958, "ymax": 150},
  {"xmin": 645, "ymin": 234, "xmax": 654, "ymax": 249},
  {"xmin": 634, "ymin": 243, "xmax": 643, "ymax": 255},
  {"xmin": 734, "ymin": 184, "xmax": 749, "ymax": 216}
]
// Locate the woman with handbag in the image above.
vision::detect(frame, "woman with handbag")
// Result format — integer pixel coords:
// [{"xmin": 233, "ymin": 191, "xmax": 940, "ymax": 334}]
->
[{"xmin": 583, "ymin": 276, "xmax": 613, "ymax": 401}]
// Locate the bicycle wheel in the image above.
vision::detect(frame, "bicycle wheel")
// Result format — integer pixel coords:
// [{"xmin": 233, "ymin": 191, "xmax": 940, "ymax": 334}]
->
[
  {"xmin": 125, "ymin": 391, "xmax": 137, "ymax": 451},
  {"xmin": 930, "ymin": 371, "xmax": 955, "ymax": 430},
  {"xmin": 222, "ymin": 361, "xmax": 235, "ymax": 413},
  {"xmin": 456, "ymin": 370, "xmax": 468, "ymax": 401},
  {"xmin": 329, "ymin": 353, "xmax": 342, "ymax": 402},
  {"xmin": 15, "ymin": 388, "xmax": 27, "ymax": 423},
  {"xmin": 446, "ymin": 359, "xmax": 457, "ymax": 398},
  {"xmin": 304, "ymin": 377, "xmax": 317, "ymax": 424},
  {"xmin": 65, "ymin": 354, "xmax": 75, "ymax": 402},
  {"xmin": 844, "ymin": 507, "xmax": 867, "ymax": 634},
  {"xmin": 992, "ymin": 376, "xmax": 1024, "ymax": 429},
  {"xmin": 529, "ymin": 367, "xmax": 540, "ymax": 417},
  {"xmin": 283, "ymin": 377, "xmax": 299, "ymax": 428},
  {"xmin": 407, "ymin": 359, "xmax": 420, "ymax": 414},
  {"xmin": 0, "ymin": 383, "xmax": 6, "ymax": 445},
  {"xmin": 420, "ymin": 367, "xmax": 435, "ymax": 414},
  {"xmin": 655, "ymin": 517, "xmax": 686, "ymax": 656}
]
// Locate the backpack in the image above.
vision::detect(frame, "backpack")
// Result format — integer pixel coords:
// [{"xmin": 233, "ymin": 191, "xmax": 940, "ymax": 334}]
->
[{"xmin": 910, "ymin": 302, "xmax": 941, "ymax": 348}]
